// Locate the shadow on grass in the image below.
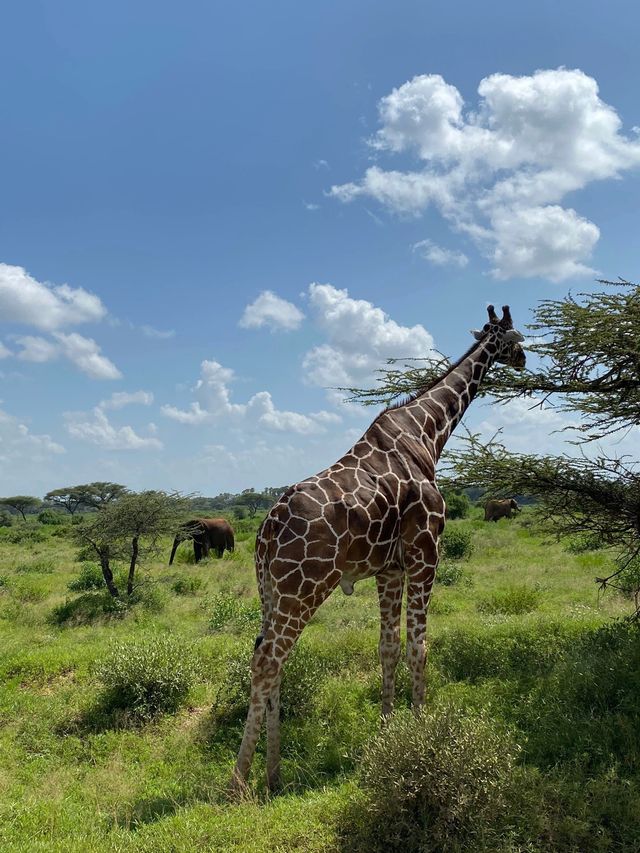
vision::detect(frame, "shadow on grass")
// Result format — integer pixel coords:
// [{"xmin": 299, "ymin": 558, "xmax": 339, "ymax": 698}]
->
[{"xmin": 48, "ymin": 591, "xmax": 128, "ymax": 627}]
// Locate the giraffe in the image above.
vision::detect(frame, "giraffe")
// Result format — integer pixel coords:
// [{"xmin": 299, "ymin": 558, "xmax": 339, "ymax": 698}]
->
[{"xmin": 230, "ymin": 304, "xmax": 526, "ymax": 793}]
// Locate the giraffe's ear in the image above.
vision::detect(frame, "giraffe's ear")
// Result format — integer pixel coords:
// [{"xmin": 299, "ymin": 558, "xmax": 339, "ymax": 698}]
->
[
  {"xmin": 470, "ymin": 329, "xmax": 484, "ymax": 340},
  {"xmin": 504, "ymin": 329, "xmax": 524, "ymax": 343}
]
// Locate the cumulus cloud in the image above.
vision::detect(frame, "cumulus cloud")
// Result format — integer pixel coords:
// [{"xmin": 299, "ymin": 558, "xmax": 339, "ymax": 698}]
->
[
  {"xmin": 12, "ymin": 332, "xmax": 121, "ymax": 379},
  {"xmin": 99, "ymin": 390, "xmax": 154, "ymax": 409},
  {"xmin": 161, "ymin": 359, "xmax": 339, "ymax": 434},
  {"xmin": 412, "ymin": 239, "xmax": 469, "ymax": 268},
  {"xmin": 65, "ymin": 407, "xmax": 163, "ymax": 451},
  {"xmin": 331, "ymin": 68, "xmax": 640, "ymax": 281},
  {"xmin": 0, "ymin": 407, "xmax": 65, "ymax": 462},
  {"xmin": 0, "ymin": 341, "xmax": 10, "ymax": 359},
  {"xmin": 239, "ymin": 291, "xmax": 305, "ymax": 332},
  {"xmin": 302, "ymin": 282, "xmax": 436, "ymax": 399},
  {"xmin": 0, "ymin": 263, "xmax": 106, "ymax": 329}
]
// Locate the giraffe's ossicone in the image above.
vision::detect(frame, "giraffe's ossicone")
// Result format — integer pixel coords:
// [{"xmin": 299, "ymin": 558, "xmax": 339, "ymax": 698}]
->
[{"xmin": 230, "ymin": 304, "xmax": 526, "ymax": 794}]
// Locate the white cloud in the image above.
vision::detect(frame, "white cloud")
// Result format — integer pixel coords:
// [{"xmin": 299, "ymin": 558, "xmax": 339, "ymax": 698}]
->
[
  {"xmin": 302, "ymin": 283, "xmax": 436, "ymax": 399},
  {"xmin": 53, "ymin": 332, "xmax": 122, "ymax": 380},
  {"xmin": 331, "ymin": 69, "xmax": 640, "ymax": 281},
  {"xmin": 489, "ymin": 205, "xmax": 600, "ymax": 281},
  {"xmin": 0, "ymin": 407, "xmax": 65, "ymax": 463},
  {"xmin": 140, "ymin": 325, "xmax": 175, "ymax": 340},
  {"xmin": 12, "ymin": 331, "xmax": 121, "ymax": 380},
  {"xmin": 65, "ymin": 407, "xmax": 163, "ymax": 451},
  {"xmin": 161, "ymin": 358, "xmax": 339, "ymax": 435},
  {"xmin": 0, "ymin": 263, "xmax": 106, "ymax": 330},
  {"xmin": 0, "ymin": 342, "xmax": 10, "ymax": 359},
  {"xmin": 239, "ymin": 291, "xmax": 305, "ymax": 332},
  {"xmin": 15, "ymin": 336, "xmax": 59, "ymax": 363},
  {"xmin": 304, "ymin": 201, "xmax": 320, "ymax": 211},
  {"xmin": 412, "ymin": 239, "xmax": 469, "ymax": 268},
  {"xmin": 99, "ymin": 390, "xmax": 154, "ymax": 409}
]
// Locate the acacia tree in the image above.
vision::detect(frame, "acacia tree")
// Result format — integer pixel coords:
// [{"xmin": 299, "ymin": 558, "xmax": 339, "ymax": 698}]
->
[
  {"xmin": 348, "ymin": 278, "xmax": 640, "ymax": 611},
  {"xmin": 44, "ymin": 487, "xmax": 85, "ymax": 515},
  {"xmin": 79, "ymin": 481, "xmax": 128, "ymax": 508},
  {"xmin": 74, "ymin": 490, "xmax": 189, "ymax": 597},
  {"xmin": 0, "ymin": 496, "xmax": 42, "ymax": 521}
]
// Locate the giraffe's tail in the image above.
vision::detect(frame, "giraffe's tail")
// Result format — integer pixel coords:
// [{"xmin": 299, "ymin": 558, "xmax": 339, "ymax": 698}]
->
[{"xmin": 254, "ymin": 515, "xmax": 277, "ymax": 642}]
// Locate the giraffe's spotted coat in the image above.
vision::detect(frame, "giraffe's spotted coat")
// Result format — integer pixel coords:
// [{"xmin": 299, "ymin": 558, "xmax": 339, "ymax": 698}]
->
[{"xmin": 231, "ymin": 305, "xmax": 525, "ymax": 792}]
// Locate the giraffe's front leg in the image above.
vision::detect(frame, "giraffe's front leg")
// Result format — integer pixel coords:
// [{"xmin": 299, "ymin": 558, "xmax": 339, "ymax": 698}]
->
[{"xmin": 376, "ymin": 566, "xmax": 405, "ymax": 717}]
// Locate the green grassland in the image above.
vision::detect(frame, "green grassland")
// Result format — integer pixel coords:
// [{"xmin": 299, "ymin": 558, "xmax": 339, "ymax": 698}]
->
[{"xmin": 0, "ymin": 509, "xmax": 639, "ymax": 852}]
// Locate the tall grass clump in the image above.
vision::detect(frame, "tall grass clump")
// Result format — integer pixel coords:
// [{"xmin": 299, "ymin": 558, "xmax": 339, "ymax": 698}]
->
[
  {"xmin": 95, "ymin": 635, "xmax": 200, "ymax": 720},
  {"xmin": 441, "ymin": 526, "xmax": 473, "ymax": 561},
  {"xmin": 477, "ymin": 584, "xmax": 541, "ymax": 615},
  {"xmin": 348, "ymin": 703, "xmax": 522, "ymax": 852}
]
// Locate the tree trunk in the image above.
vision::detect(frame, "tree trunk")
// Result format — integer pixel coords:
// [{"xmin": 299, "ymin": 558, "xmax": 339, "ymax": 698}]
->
[
  {"xmin": 127, "ymin": 536, "xmax": 139, "ymax": 596},
  {"xmin": 100, "ymin": 551, "xmax": 119, "ymax": 597},
  {"xmin": 18, "ymin": 509, "xmax": 26, "ymax": 522}
]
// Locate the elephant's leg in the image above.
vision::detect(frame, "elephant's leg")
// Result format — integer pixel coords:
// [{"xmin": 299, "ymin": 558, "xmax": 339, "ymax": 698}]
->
[
  {"xmin": 193, "ymin": 541, "xmax": 203, "ymax": 563},
  {"xmin": 202, "ymin": 539, "xmax": 210, "ymax": 559}
]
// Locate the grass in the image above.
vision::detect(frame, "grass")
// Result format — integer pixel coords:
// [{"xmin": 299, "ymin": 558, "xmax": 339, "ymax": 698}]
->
[{"xmin": 0, "ymin": 509, "xmax": 637, "ymax": 851}]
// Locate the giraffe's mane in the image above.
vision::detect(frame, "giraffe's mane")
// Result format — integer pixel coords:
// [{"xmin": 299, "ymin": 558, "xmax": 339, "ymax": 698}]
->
[{"xmin": 379, "ymin": 337, "xmax": 485, "ymax": 416}]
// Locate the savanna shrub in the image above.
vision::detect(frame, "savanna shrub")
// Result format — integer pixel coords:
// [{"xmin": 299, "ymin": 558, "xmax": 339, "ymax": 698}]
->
[
  {"xmin": 564, "ymin": 532, "xmax": 605, "ymax": 554},
  {"xmin": 50, "ymin": 591, "xmax": 128, "ymax": 626},
  {"xmin": 443, "ymin": 490, "xmax": 470, "ymax": 520},
  {"xmin": 171, "ymin": 574, "xmax": 203, "ymax": 596},
  {"xmin": 37, "ymin": 509, "xmax": 66, "ymax": 525},
  {"xmin": 353, "ymin": 703, "xmax": 521, "ymax": 852},
  {"xmin": 441, "ymin": 526, "xmax": 473, "ymax": 561},
  {"xmin": 0, "ymin": 511, "xmax": 13, "ymax": 527},
  {"xmin": 208, "ymin": 591, "xmax": 261, "ymax": 634},
  {"xmin": 433, "ymin": 620, "xmax": 577, "ymax": 683},
  {"xmin": 6, "ymin": 525, "xmax": 46, "ymax": 544},
  {"xmin": 436, "ymin": 562, "xmax": 467, "ymax": 586},
  {"xmin": 95, "ymin": 635, "xmax": 200, "ymax": 719},
  {"xmin": 68, "ymin": 562, "xmax": 104, "ymax": 592},
  {"xmin": 477, "ymin": 584, "xmax": 541, "ymax": 616}
]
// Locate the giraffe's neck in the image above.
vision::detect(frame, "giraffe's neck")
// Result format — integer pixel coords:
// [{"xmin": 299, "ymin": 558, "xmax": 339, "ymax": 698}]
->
[{"xmin": 403, "ymin": 337, "xmax": 498, "ymax": 461}]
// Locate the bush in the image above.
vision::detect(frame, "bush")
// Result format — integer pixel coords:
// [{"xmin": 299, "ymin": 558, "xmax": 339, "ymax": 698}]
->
[
  {"xmin": 95, "ymin": 635, "xmax": 200, "ymax": 719},
  {"xmin": 477, "ymin": 584, "xmax": 541, "ymax": 616},
  {"xmin": 441, "ymin": 526, "xmax": 474, "ymax": 561},
  {"xmin": 352, "ymin": 703, "xmax": 521, "ymax": 852},
  {"xmin": 433, "ymin": 620, "xmax": 577, "ymax": 683},
  {"xmin": 68, "ymin": 562, "xmax": 104, "ymax": 592},
  {"xmin": 208, "ymin": 591, "xmax": 261, "ymax": 634},
  {"xmin": 443, "ymin": 490, "xmax": 470, "ymax": 520},
  {"xmin": 564, "ymin": 532, "xmax": 605, "ymax": 554},
  {"xmin": 49, "ymin": 591, "xmax": 128, "ymax": 626},
  {"xmin": 6, "ymin": 525, "xmax": 46, "ymax": 544},
  {"xmin": 0, "ymin": 511, "xmax": 13, "ymax": 527},
  {"xmin": 436, "ymin": 563, "xmax": 467, "ymax": 587},
  {"xmin": 171, "ymin": 574, "xmax": 203, "ymax": 596},
  {"xmin": 37, "ymin": 509, "xmax": 66, "ymax": 525}
]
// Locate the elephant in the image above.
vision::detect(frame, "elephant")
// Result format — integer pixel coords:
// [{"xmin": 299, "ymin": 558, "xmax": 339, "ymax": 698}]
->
[
  {"xmin": 169, "ymin": 518, "xmax": 235, "ymax": 564},
  {"xmin": 484, "ymin": 498, "xmax": 521, "ymax": 522}
]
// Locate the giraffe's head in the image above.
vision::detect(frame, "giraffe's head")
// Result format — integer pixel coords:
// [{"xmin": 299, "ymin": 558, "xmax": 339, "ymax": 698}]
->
[{"xmin": 471, "ymin": 305, "xmax": 526, "ymax": 370}]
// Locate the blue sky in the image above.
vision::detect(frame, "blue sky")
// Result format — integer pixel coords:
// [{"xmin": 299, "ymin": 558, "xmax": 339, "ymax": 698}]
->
[{"xmin": 1, "ymin": 0, "xmax": 639, "ymax": 497}]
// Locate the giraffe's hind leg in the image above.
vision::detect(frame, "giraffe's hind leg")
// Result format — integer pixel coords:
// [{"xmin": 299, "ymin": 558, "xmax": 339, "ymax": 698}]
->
[
  {"xmin": 376, "ymin": 566, "xmax": 405, "ymax": 718},
  {"xmin": 230, "ymin": 572, "xmax": 340, "ymax": 795}
]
